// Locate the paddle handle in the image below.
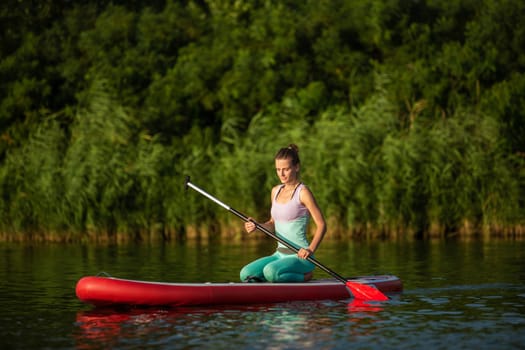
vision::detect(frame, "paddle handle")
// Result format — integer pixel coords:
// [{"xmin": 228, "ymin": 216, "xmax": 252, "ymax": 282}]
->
[{"xmin": 185, "ymin": 177, "xmax": 348, "ymax": 284}]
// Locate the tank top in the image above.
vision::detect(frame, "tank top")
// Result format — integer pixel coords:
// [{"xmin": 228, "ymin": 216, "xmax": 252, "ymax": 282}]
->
[{"xmin": 271, "ymin": 183, "xmax": 310, "ymax": 250}]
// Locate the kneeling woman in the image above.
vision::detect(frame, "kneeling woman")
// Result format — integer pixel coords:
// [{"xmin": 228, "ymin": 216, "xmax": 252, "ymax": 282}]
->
[{"xmin": 241, "ymin": 144, "xmax": 327, "ymax": 283}]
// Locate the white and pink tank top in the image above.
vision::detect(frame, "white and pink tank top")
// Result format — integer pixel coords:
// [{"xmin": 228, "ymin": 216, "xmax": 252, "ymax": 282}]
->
[{"xmin": 271, "ymin": 183, "xmax": 310, "ymax": 250}]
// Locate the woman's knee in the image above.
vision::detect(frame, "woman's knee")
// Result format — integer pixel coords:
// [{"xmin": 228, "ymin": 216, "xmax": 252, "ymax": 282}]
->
[
  {"xmin": 262, "ymin": 264, "xmax": 280, "ymax": 282},
  {"xmin": 239, "ymin": 266, "xmax": 250, "ymax": 281},
  {"xmin": 240, "ymin": 256, "xmax": 276, "ymax": 281},
  {"xmin": 263, "ymin": 259, "xmax": 315, "ymax": 282}
]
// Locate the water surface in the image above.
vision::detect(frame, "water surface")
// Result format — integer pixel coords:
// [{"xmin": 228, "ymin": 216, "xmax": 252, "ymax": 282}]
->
[{"xmin": 1, "ymin": 239, "xmax": 524, "ymax": 349}]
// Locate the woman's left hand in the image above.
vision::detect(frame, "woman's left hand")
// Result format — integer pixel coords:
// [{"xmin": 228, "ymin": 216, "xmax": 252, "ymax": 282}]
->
[{"xmin": 298, "ymin": 248, "xmax": 313, "ymax": 259}]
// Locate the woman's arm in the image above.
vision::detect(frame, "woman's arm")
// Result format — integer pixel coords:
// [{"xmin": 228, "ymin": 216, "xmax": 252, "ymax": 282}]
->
[
  {"xmin": 298, "ymin": 186, "xmax": 326, "ymax": 258},
  {"xmin": 244, "ymin": 186, "xmax": 278, "ymax": 233}
]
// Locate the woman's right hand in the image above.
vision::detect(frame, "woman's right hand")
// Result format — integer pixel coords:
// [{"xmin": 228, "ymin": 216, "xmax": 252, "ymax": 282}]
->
[{"xmin": 244, "ymin": 219, "xmax": 256, "ymax": 233}]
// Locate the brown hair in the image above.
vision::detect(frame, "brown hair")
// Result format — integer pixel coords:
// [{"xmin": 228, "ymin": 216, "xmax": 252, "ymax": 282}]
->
[{"xmin": 275, "ymin": 144, "xmax": 300, "ymax": 166}]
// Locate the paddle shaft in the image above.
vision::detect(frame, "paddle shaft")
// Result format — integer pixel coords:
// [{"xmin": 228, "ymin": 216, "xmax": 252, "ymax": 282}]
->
[{"xmin": 185, "ymin": 177, "xmax": 348, "ymax": 285}]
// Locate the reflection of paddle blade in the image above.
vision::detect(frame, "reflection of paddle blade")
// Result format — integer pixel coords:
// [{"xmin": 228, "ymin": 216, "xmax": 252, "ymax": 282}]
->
[
  {"xmin": 346, "ymin": 281, "xmax": 390, "ymax": 301},
  {"xmin": 347, "ymin": 299, "xmax": 384, "ymax": 313}
]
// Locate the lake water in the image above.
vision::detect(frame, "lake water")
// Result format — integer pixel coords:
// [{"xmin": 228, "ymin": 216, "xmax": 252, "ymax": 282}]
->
[{"xmin": 1, "ymin": 238, "xmax": 524, "ymax": 349}]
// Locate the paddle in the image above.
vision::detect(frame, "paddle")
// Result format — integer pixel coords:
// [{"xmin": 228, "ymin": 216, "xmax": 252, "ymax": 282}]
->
[{"xmin": 185, "ymin": 176, "xmax": 389, "ymax": 302}]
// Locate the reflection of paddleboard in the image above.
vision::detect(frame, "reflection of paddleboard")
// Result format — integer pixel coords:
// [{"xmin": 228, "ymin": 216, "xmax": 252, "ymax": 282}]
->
[{"xmin": 76, "ymin": 275, "xmax": 402, "ymax": 307}]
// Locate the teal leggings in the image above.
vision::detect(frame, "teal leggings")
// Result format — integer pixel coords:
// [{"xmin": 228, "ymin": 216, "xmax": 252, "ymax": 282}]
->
[{"xmin": 240, "ymin": 251, "xmax": 315, "ymax": 283}]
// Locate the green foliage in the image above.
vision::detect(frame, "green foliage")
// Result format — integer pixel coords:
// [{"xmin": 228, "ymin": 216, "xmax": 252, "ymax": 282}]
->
[
  {"xmin": 0, "ymin": 0, "xmax": 523, "ymax": 240},
  {"xmin": 63, "ymin": 79, "xmax": 137, "ymax": 233},
  {"xmin": 0, "ymin": 117, "xmax": 66, "ymax": 233}
]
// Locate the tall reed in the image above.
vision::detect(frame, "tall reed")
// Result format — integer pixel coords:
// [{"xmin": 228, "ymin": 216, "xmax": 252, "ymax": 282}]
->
[{"xmin": 0, "ymin": 118, "xmax": 66, "ymax": 236}]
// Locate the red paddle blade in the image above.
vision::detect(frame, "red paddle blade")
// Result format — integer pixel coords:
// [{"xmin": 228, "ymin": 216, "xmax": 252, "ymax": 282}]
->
[{"xmin": 346, "ymin": 281, "xmax": 390, "ymax": 301}]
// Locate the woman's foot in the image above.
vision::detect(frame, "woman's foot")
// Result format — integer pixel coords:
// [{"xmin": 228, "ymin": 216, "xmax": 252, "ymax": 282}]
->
[{"xmin": 244, "ymin": 275, "xmax": 264, "ymax": 283}]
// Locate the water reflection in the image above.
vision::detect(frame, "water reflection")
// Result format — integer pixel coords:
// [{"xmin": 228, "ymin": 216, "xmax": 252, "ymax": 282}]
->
[
  {"xmin": 346, "ymin": 299, "xmax": 385, "ymax": 313},
  {"xmin": 74, "ymin": 298, "xmax": 387, "ymax": 349}
]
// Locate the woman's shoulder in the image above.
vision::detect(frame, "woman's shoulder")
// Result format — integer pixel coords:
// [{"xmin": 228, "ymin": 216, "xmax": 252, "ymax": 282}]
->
[
  {"xmin": 271, "ymin": 184, "xmax": 284, "ymax": 192},
  {"xmin": 298, "ymin": 183, "xmax": 315, "ymax": 200},
  {"xmin": 298, "ymin": 183, "xmax": 310, "ymax": 192},
  {"xmin": 271, "ymin": 184, "xmax": 283, "ymax": 198}
]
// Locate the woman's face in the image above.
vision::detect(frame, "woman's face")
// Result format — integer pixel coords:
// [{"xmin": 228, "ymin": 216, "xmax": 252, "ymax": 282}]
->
[{"xmin": 275, "ymin": 158, "xmax": 299, "ymax": 184}]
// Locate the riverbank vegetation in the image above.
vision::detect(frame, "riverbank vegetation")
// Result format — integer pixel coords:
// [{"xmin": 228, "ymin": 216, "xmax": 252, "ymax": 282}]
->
[{"xmin": 0, "ymin": 0, "xmax": 524, "ymax": 241}]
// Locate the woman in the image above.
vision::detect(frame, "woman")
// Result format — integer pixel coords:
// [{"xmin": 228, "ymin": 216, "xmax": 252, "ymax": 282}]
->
[{"xmin": 240, "ymin": 144, "xmax": 327, "ymax": 283}]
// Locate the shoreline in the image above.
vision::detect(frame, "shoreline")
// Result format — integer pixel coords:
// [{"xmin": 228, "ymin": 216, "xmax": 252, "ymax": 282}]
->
[{"xmin": 1, "ymin": 222, "xmax": 523, "ymax": 243}]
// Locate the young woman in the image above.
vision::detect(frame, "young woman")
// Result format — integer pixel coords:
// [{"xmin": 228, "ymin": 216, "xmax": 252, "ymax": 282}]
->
[{"xmin": 240, "ymin": 144, "xmax": 327, "ymax": 283}]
